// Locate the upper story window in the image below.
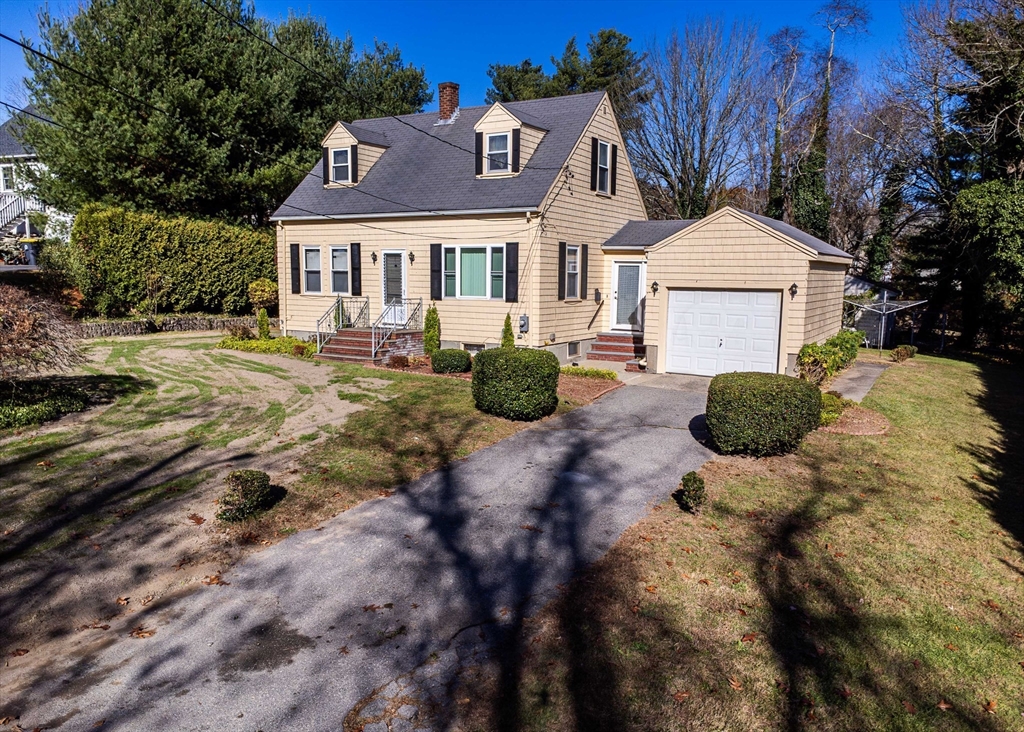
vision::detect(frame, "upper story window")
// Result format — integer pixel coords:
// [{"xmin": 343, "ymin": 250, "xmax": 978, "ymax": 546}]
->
[
  {"xmin": 331, "ymin": 148, "xmax": 351, "ymax": 183},
  {"xmin": 487, "ymin": 133, "xmax": 509, "ymax": 173},
  {"xmin": 0, "ymin": 165, "xmax": 14, "ymax": 192},
  {"xmin": 303, "ymin": 247, "xmax": 322, "ymax": 293},
  {"xmin": 443, "ymin": 244, "xmax": 504, "ymax": 299},
  {"xmin": 597, "ymin": 141, "xmax": 610, "ymax": 194},
  {"xmin": 565, "ymin": 245, "xmax": 580, "ymax": 299}
]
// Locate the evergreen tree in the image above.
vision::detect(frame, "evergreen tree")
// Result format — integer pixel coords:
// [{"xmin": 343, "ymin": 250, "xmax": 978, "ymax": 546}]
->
[
  {"xmin": 501, "ymin": 313, "xmax": 515, "ymax": 349},
  {"xmin": 484, "ymin": 60, "xmax": 547, "ymax": 103},
  {"xmin": 20, "ymin": 0, "xmax": 431, "ymax": 224}
]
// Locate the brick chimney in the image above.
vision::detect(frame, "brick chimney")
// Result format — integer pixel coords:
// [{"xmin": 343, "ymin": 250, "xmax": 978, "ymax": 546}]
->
[{"xmin": 438, "ymin": 82, "xmax": 460, "ymax": 122}]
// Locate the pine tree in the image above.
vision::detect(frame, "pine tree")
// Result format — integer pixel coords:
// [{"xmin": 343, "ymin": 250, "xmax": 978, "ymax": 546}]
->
[{"xmin": 501, "ymin": 314, "xmax": 515, "ymax": 349}]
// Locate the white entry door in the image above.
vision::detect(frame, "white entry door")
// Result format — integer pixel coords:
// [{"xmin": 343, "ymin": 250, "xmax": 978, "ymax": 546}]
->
[
  {"xmin": 611, "ymin": 262, "xmax": 644, "ymax": 331},
  {"xmin": 382, "ymin": 251, "xmax": 406, "ymax": 325},
  {"xmin": 665, "ymin": 290, "xmax": 781, "ymax": 376}
]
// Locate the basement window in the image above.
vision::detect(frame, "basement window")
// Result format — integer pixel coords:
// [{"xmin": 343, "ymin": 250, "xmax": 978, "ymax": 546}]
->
[{"xmin": 568, "ymin": 341, "xmax": 580, "ymax": 357}]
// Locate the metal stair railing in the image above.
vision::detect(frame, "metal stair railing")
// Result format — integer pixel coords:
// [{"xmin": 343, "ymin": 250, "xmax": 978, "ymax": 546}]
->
[
  {"xmin": 315, "ymin": 296, "xmax": 369, "ymax": 352},
  {"xmin": 371, "ymin": 298, "xmax": 423, "ymax": 359},
  {"xmin": 0, "ymin": 193, "xmax": 26, "ymax": 231}
]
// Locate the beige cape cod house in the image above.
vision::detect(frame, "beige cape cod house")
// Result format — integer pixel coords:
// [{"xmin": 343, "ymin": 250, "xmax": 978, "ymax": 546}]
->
[{"xmin": 271, "ymin": 83, "xmax": 851, "ymax": 376}]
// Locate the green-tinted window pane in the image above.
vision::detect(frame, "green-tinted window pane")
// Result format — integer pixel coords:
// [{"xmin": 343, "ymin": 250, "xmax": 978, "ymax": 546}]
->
[
  {"xmin": 491, "ymin": 274, "xmax": 503, "ymax": 299},
  {"xmin": 491, "ymin": 249, "xmax": 503, "ymax": 273},
  {"xmin": 444, "ymin": 249, "xmax": 456, "ymax": 271},
  {"xmin": 460, "ymin": 248, "xmax": 486, "ymax": 297},
  {"xmin": 444, "ymin": 273, "xmax": 455, "ymax": 297}
]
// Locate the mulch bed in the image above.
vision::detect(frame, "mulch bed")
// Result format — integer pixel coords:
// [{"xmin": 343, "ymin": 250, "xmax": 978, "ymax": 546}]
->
[{"xmin": 820, "ymin": 405, "xmax": 891, "ymax": 435}]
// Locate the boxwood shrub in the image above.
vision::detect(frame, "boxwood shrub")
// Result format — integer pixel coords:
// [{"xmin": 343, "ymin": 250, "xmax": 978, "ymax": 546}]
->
[
  {"xmin": 216, "ymin": 470, "xmax": 280, "ymax": 522},
  {"xmin": 472, "ymin": 347, "xmax": 559, "ymax": 421},
  {"xmin": 706, "ymin": 372, "xmax": 822, "ymax": 456},
  {"xmin": 431, "ymin": 348, "xmax": 472, "ymax": 373}
]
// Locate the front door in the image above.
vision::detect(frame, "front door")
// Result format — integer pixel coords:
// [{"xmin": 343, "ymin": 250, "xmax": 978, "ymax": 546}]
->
[
  {"xmin": 612, "ymin": 262, "xmax": 644, "ymax": 331},
  {"xmin": 382, "ymin": 251, "xmax": 406, "ymax": 325}
]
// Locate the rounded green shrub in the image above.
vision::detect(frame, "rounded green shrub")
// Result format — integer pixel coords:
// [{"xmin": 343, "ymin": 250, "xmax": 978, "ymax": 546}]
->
[
  {"xmin": 248, "ymin": 278, "xmax": 278, "ymax": 312},
  {"xmin": 672, "ymin": 471, "xmax": 706, "ymax": 513},
  {"xmin": 820, "ymin": 391, "xmax": 853, "ymax": 426},
  {"xmin": 216, "ymin": 469, "xmax": 278, "ymax": 522},
  {"xmin": 431, "ymin": 348, "xmax": 472, "ymax": 373},
  {"xmin": 472, "ymin": 347, "xmax": 559, "ymax": 421},
  {"xmin": 706, "ymin": 372, "xmax": 822, "ymax": 456}
]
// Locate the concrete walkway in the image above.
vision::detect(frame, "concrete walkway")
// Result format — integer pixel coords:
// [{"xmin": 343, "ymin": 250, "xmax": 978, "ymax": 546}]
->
[
  {"xmin": 6, "ymin": 382, "xmax": 712, "ymax": 731},
  {"xmin": 830, "ymin": 361, "xmax": 889, "ymax": 402}
]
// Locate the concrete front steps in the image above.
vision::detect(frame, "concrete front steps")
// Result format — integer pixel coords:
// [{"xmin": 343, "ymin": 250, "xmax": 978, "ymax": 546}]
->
[
  {"xmin": 587, "ymin": 332, "xmax": 647, "ymax": 373},
  {"xmin": 315, "ymin": 328, "xmax": 423, "ymax": 364}
]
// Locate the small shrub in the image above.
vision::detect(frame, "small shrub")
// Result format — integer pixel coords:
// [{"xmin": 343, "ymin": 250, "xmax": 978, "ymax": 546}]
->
[
  {"xmin": 217, "ymin": 336, "xmax": 314, "ymax": 358},
  {"xmin": 501, "ymin": 314, "xmax": 515, "ymax": 349},
  {"xmin": 389, "ymin": 354, "xmax": 410, "ymax": 369},
  {"xmin": 672, "ymin": 471, "xmax": 706, "ymax": 513},
  {"xmin": 256, "ymin": 308, "xmax": 270, "ymax": 340},
  {"xmin": 797, "ymin": 330, "xmax": 865, "ymax": 384},
  {"xmin": 0, "ymin": 383, "xmax": 89, "ymax": 430},
  {"xmin": 226, "ymin": 323, "xmax": 255, "ymax": 340},
  {"xmin": 248, "ymin": 278, "xmax": 277, "ymax": 312},
  {"xmin": 216, "ymin": 470, "xmax": 279, "ymax": 522},
  {"xmin": 890, "ymin": 345, "xmax": 913, "ymax": 363},
  {"xmin": 820, "ymin": 391, "xmax": 854, "ymax": 426},
  {"xmin": 424, "ymin": 304, "xmax": 441, "ymax": 355},
  {"xmin": 706, "ymin": 372, "xmax": 822, "ymax": 456},
  {"xmin": 431, "ymin": 348, "xmax": 472, "ymax": 373},
  {"xmin": 896, "ymin": 344, "xmax": 918, "ymax": 358},
  {"xmin": 560, "ymin": 365, "xmax": 618, "ymax": 380},
  {"xmin": 472, "ymin": 348, "xmax": 559, "ymax": 421}
]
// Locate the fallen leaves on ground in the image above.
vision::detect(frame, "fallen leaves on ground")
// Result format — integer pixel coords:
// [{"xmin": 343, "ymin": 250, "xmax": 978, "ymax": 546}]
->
[
  {"xmin": 645, "ymin": 585, "xmax": 658, "ymax": 594},
  {"xmin": 187, "ymin": 513, "xmax": 205, "ymax": 526},
  {"xmin": 202, "ymin": 574, "xmax": 229, "ymax": 586},
  {"xmin": 79, "ymin": 622, "xmax": 110, "ymax": 631},
  {"xmin": 839, "ymin": 686, "xmax": 852, "ymax": 699},
  {"xmin": 728, "ymin": 677, "xmax": 743, "ymax": 691},
  {"xmin": 116, "ymin": 596, "xmax": 129, "ymax": 606},
  {"xmin": 36, "ymin": 460, "xmax": 55, "ymax": 469},
  {"xmin": 141, "ymin": 595, "xmax": 154, "ymax": 606},
  {"xmin": 129, "ymin": 626, "xmax": 155, "ymax": 639},
  {"xmin": 983, "ymin": 599, "xmax": 1000, "ymax": 611},
  {"xmin": 10, "ymin": 648, "xmax": 29, "ymax": 657},
  {"xmin": 944, "ymin": 643, "xmax": 959, "ymax": 651},
  {"xmin": 937, "ymin": 699, "xmax": 953, "ymax": 711},
  {"xmin": 338, "ymin": 646, "xmax": 349, "ymax": 655},
  {"xmin": 363, "ymin": 604, "xmax": 381, "ymax": 612},
  {"xmin": 741, "ymin": 633, "xmax": 757, "ymax": 644},
  {"xmin": 519, "ymin": 524, "xmax": 543, "ymax": 533},
  {"xmin": 902, "ymin": 700, "xmax": 917, "ymax": 714},
  {"xmin": 982, "ymin": 699, "xmax": 997, "ymax": 714},
  {"xmin": 672, "ymin": 691, "xmax": 690, "ymax": 702}
]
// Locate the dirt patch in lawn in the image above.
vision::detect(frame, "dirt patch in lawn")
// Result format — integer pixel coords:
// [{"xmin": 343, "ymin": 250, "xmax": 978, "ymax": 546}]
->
[{"xmin": 820, "ymin": 405, "xmax": 891, "ymax": 435}]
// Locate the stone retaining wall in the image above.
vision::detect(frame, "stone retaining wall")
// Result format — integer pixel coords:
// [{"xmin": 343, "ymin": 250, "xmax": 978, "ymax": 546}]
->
[{"xmin": 77, "ymin": 316, "xmax": 281, "ymax": 339}]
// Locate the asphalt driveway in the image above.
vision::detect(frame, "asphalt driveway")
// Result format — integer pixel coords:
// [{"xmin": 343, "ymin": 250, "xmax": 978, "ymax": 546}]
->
[{"xmin": 6, "ymin": 380, "xmax": 711, "ymax": 731}]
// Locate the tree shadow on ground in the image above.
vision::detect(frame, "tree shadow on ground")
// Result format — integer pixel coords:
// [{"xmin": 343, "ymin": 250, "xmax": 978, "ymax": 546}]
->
[{"xmin": 960, "ymin": 358, "xmax": 1024, "ymax": 553}]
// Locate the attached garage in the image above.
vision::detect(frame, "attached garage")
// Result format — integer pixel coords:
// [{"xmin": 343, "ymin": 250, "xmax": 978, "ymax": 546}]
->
[
  {"xmin": 665, "ymin": 290, "xmax": 781, "ymax": 376},
  {"xmin": 635, "ymin": 207, "xmax": 852, "ymax": 377}
]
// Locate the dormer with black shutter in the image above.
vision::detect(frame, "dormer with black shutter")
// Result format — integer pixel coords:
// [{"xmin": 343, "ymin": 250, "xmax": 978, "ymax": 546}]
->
[
  {"xmin": 320, "ymin": 121, "xmax": 390, "ymax": 188},
  {"xmin": 473, "ymin": 103, "xmax": 548, "ymax": 178}
]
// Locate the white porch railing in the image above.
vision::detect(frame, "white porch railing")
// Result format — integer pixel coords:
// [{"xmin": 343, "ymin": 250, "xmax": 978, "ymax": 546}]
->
[
  {"xmin": 315, "ymin": 296, "xmax": 370, "ymax": 352},
  {"xmin": 0, "ymin": 193, "xmax": 27, "ymax": 231},
  {"xmin": 371, "ymin": 298, "xmax": 423, "ymax": 358}
]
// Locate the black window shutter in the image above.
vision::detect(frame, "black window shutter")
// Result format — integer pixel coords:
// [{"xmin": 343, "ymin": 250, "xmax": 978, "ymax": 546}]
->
[
  {"xmin": 430, "ymin": 243, "xmax": 442, "ymax": 300},
  {"xmin": 351, "ymin": 144, "xmax": 359, "ymax": 183},
  {"xmin": 322, "ymin": 148, "xmax": 329, "ymax": 185},
  {"xmin": 290, "ymin": 243, "xmax": 300, "ymax": 294},
  {"xmin": 589, "ymin": 137, "xmax": 598, "ymax": 191},
  {"xmin": 557, "ymin": 242, "xmax": 567, "ymax": 301},
  {"xmin": 511, "ymin": 128, "xmax": 521, "ymax": 173},
  {"xmin": 505, "ymin": 242, "xmax": 519, "ymax": 303},
  {"xmin": 581, "ymin": 244, "xmax": 589, "ymax": 299},
  {"xmin": 475, "ymin": 132, "xmax": 483, "ymax": 175},
  {"xmin": 350, "ymin": 243, "xmax": 362, "ymax": 296},
  {"xmin": 610, "ymin": 144, "xmax": 618, "ymax": 195}
]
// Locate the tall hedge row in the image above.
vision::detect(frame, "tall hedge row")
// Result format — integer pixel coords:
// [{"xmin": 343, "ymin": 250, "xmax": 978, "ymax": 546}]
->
[{"xmin": 54, "ymin": 204, "xmax": 276, "ymax": 316}]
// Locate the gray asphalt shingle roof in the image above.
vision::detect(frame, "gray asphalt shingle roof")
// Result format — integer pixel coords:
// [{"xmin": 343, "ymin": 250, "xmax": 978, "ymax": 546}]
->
[
  {"xmin": 603, "ymin": 219, "xmax": 697, "ymax": 249},
  {"xmin": 740, "ymin": 209, "xmax": 852, "ymax": 259},
  {"xmin": 0, "ymin": 106, "xmax": 36, "ymax": 158},
  {"xmin": 272, "ymin": 91, "xmax": 605, "ymax": 220},
  {"xmin": 337, "ymin": 121, "xmax": 390, "ymax": 148}
]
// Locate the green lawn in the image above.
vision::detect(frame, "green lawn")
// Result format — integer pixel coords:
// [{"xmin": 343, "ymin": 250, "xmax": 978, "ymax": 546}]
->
[{"xmin": 447, "ymin": 353, "xmax": 1024, "ymax": 731}]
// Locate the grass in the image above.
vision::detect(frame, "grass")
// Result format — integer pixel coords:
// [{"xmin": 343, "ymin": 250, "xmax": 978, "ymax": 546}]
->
[{"xmin": 448, "ymin": 354, "xmax": 1024, "ymax": 731}]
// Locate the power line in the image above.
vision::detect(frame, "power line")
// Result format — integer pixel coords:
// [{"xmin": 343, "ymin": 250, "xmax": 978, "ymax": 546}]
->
[{"xmin": 193, "ymin": 0, "xmax": 566, "ymax": 172}]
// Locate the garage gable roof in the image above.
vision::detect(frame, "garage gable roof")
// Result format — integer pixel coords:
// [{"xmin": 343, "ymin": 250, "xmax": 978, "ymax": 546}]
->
[
  {"xmin": 646, "ymin": 207, "xmax": 852, "ymax": 260},
  {"xmin": 603, "ymin": 219, "xmax": 697, "ymax": 250}
]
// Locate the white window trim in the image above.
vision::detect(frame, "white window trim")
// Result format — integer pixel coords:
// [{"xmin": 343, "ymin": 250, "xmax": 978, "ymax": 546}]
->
[
  {"xmin": 485, "ymin": 132, "xmax": 510, "ymax": 174},
  {"xmin": 330, "ymin": 147, "xmax": 351, "ymax": 184},
  {"xmin": 330, "ymin": 246, "xmax": 349, "ymax": 294},
  {"xmin": 596, "ymin": 140, "xmax": 610, "ymax": 194},
  {"xmin": 444, "ymin": 244, "xmax": 505, "ymax": 300},
  {"xmin": 302, "ymin": 246, "xmax": 322, "ymax": 294},
  {"xmin": 565, "ymin": 245, "xmax": 580, "ymax": 300},
  {"xmin": 0, "ymin": 164, "xmax": 14, "ymax": 193}
]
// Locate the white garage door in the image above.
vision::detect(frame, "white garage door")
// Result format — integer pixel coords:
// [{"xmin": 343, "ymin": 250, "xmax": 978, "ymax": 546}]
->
[{"xmin": 665, "ymin": 290, "xmax": 781, "ymax": 376}]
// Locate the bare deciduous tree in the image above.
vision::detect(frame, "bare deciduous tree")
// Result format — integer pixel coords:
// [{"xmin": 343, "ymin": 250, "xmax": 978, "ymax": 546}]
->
[
  {"xmin": 0, "ymin": 285, "xmax": 83, "ymax": 382},
  {"xmin": 630, "ymin": 19, "xmax": 761, "ymax": 219}
]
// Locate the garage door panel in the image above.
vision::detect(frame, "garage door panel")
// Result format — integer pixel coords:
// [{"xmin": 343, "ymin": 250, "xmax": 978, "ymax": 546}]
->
[{"xmin": 665, "ymin": 289, "xmax": 781, "ymax": 376}]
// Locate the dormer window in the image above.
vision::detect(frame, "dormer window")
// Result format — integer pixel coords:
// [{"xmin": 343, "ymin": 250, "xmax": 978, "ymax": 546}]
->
[
  {"xmin": 331, "ymin": 147, "xmax": 351, "ymax": 183},
  {"xmin": 486, "ymin": 133, "xmax": 509, "ymax": 173},
  {"xmin": 597, "ymin": 140, "xmax": 610, "ymax": 194}
]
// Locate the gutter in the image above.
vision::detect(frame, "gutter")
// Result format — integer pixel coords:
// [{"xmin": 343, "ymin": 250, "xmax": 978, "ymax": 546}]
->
[{"xmin": 271, "ymin": 206, "xmax": 540, "ymax": 223}]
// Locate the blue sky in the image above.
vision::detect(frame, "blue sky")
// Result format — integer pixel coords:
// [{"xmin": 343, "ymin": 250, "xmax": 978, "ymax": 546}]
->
[{"xmin": 0, "ymin": 0, "xmax": 905, "ymax": 123}]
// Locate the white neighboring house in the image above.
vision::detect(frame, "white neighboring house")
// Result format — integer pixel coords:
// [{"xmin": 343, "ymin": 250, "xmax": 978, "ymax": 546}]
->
[{"xmin": 0, "ymin": 106, "xmax": 71, "ymax": 261}]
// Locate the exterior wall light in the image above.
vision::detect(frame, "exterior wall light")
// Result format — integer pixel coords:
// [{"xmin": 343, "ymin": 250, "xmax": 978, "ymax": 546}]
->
[
  {"xmin": 651, "ymin": 281, "xmax": 659, "ymax": 295},
  {"xmin": 371, "ymin": 251, "xmax": 378, "ymax": 264},
  {"xmin": 789, "ymin": 283, "xmax": 799, "ymax": 298},
  {"xmin": 408, "ymin": 251, "xmax": 415, "ymax": 263}
]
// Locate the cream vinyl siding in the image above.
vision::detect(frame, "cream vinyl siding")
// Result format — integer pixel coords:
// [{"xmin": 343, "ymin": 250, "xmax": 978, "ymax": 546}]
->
[
  {"xmin": 277, "ymin": 213, "xmax": 539, "ymax": 347},
  {"xmin": 533, "ymin": 96, "xmax": 647, "ymax": 345},
  {"xmin": 321, "ymin": 123, "xmax": 386, "ymax": 185},
  {"xmin": 804, "ymin": 261, "xmax": 848, "ymax": 344},
  {"xmin": 644, "ymin": 211, "xmax": 811, "ymax": 375}
]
